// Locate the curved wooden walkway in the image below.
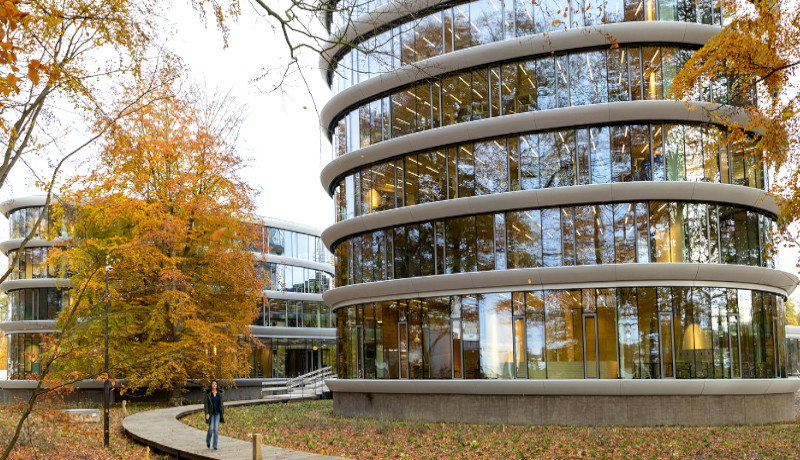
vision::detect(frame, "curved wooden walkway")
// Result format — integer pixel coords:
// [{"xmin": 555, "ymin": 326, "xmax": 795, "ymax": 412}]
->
[{"xmin": 122, "ymin": 395, "xmax": 346, "ymax": 460}]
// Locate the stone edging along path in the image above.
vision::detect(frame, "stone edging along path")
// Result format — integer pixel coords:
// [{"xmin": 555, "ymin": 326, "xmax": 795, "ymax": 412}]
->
[{"xmin": 122, "ymin": 395, "xmax": 346, "ymax": 460}]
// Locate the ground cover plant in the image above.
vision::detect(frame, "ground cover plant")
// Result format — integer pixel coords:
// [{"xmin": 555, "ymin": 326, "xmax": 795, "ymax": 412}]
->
[
  {"xmin": 0, "ymin": 401, "xmax": 169, "ymax": 460},
  {"xmin": 183, "ymin": 399, "xmax": 800, "ymax": 459}
]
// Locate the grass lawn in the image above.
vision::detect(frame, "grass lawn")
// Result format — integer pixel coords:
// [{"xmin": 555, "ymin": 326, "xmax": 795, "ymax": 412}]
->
[
  {"xmin": 182, "ymin": 399, "xmax": 800, "ymax": 459},
  {"xmin": 0, "ymin": 401, "xmax": 170, "ymax": 460}
]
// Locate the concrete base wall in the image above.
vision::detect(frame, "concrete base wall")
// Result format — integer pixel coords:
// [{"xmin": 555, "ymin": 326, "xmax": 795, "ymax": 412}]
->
[
  {"xmin": 1, "ymin": 379, "xmax": 280, "ymax": 405},
  {"xmin": 333, "ymin": 391, "xmax": 797, "ymax": 426}
]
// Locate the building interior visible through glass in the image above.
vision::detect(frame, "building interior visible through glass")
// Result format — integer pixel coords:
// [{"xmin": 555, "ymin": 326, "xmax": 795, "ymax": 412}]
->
[
  {"xmin": 3, "ymin": 204, "xmax": 336, "ymax": 380},
  {"xmin": 334, "ymin": 201, "xmax": 775, "ymax": 286},
  {"xmin": 788, "ymin": 337, "xmax": 800, "ymax": 376},
  {"xmin": 331, "ymin": 45, "xmax": 755, "ymax": 158},
  {"xmin": 330, "ymin": 0, "xmax": 730, "ymax": 94},
  {"xmin": 337, "ymin": 288, "xmax": 787, "ymax": 380},
  {"xmin": 334, "ymin": 123, "xmax": 765, "ymax": 222}
]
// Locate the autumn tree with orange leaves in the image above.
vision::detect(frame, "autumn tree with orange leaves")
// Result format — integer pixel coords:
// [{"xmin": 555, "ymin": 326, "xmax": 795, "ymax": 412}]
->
[
  {"xmin": 669, "ymin": 0, "xmax": 800, "ymax": 244},
  {"xmin": 48, "ymin": 79, "xmax": 263, "ymax": 401}
]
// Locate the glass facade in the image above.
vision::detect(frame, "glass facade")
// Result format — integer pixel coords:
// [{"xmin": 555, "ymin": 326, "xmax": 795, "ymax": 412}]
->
[
  {"xmin": 259, "ymin": 225, "xmax": 332, "ymax": 264},
  {"xmin": 321, "ymin": 0, "xmax": 793, "ymax": 390},
  {"xmin": 249, "ymin": 338, "xmax": 336, "ymax": 378},
  {"xmin": 333, "ymin": 45, "xmax": 749, "ymax": 157},
  {"xmin": 788, "ymin": 337, "xmax": 800, "ymax": 376},
  {"xmin": 8, "ymin": 288, "xmax": 69, "ymax": 321},
  {"xmin": 253, "ymin": 299, "xmax": 334, "ymax": 328},
  {"xmin": 7, "ymin": 206, "xmax": 59, "ymax": 240},
  {"xmin": 334, "ymin": 201, "xmax": 775, "ymax": 286},
  {"xmin": 334, "ymin": 122, "xmax": 765, "ymax": 221},
  {"xmin": 7, "ymin": 246, "xmax": 58, "ymax": 280},
  {"xmin": 6, "ymin": 333, "xmax": 43, "ymax": 380},
  {"xmin": 255, "ymin": 222, "xmax": 336, "ymax": 375},
  {"xmin": 330, "ymin": 0, "xmax": 731, "ymax": 92},
  {"xmin": 336, "ymin": 288, "xmax": 786, "ymax": 380},
  {"xmin": 260, "ymin": 262, "xmax": 333, "ymax": 293}
]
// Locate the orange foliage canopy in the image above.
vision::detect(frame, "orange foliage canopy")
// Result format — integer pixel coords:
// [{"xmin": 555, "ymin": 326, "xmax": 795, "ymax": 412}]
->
[
  {"xmin": 669, "ymin": 1, "xmax": 800, "ymax": 237},
  {"xmin": 51, "ymin": 79, "xmax": 263, "ymax": 394}
]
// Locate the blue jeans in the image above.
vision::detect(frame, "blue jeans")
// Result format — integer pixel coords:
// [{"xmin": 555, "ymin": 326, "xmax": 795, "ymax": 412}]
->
[{"xmin": 206, "ymin": 413, "xmax": 220, "ymax": 448}]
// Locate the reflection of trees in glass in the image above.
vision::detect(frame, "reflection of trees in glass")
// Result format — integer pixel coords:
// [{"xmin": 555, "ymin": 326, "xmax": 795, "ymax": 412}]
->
[
  {"xmin": 337, "ymin": 45, "xmax": 725, "ymax": 156},
  {"xmin": 474, "ymin": 138, "xmax": 509, "ymax": 194},
  {"xmin": 445, "ymin": 216, "xmax": 477, "ymax": 273},
  {"xmin": 545, "ymin": 290, "xmax": 583, "ymax": 379},
  {"xmin": 424, "ymin": 297, "xmax": 453, "ymax": 378},
  {"xmin": 336, "ymin": 200, "xmax": 774, "ymax": 287},
  {"xmin": 479, "ymin": 292, "xmax": 514, "ymax": 378},
  {"xmin": 339, "ymin": 287, "xmax": 784, "ymax": 380},
  {"xmin": 476, "ymin": 214, "xmax": 495, "ymax": 271},
  {"xmin": 507, "ymin": 210, "xmax": 542, "ymax": 268}
]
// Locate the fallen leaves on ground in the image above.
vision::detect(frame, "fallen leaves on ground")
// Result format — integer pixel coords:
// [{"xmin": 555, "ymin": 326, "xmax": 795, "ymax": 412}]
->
[
  {"xmin": 183, "ymin": 400, "xmax": 800, "ymax": 459},
  {"xmin": 0, "ymin": 402, "xmax": 171, "ymax": 459}
]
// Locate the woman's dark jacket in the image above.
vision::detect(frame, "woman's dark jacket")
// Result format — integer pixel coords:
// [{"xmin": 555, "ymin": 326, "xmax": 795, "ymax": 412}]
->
[{"xmin": 203, "ymin": 389, "xmax": 225, "ymax": 424}]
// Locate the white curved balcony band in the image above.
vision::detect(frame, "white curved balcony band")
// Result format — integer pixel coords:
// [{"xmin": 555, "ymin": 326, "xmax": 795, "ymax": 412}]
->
[
  {"xmin": 261, "ymin": 217, "xmax": 324, "ymax": 237},
  {"xmin": 0, "ymin": 195, "xmax": 48, "ymax": 217},
  {"xmin": 257, "ymin": 253, "xmax": 334, "ymax": 274},
  {"xmin": 320, "ymin": 182, "xmax": 777, "ymax": 250},
  {"xmin": 0, "ymin": 319, "xmax": 56, "ymax": 334},
  {"xmin": 0, "ymin": 237, "xmax": 65, "ymax": 253},
  {"xmin": 321, "ymin": 8, "xmax": 721, "ymax": 87},
  {"xmin": 320, "ymin": 101, "xmax": 752, "ymax": 193},
  {"xmin": 249, "ymin": 325, "xmax": 337, "ymax": 340},
  {"xmin": 787, "ymin": 325, "xmax": 800, "ymax": 340},
  {"xmin": 263, "ymin": 291, "xmax": 327, "ymax": 302},
  {"xmin": 322, "ymin": 0, "xmax": 448, "ymax": 79},
  {"xmin": 322, "ymin": 263, "xmax": 799, "ymax": 311},
  {"xmin": 0, "ymin": 278, "xmax": 71, "ymax": 293},
  {"xmin": 320, "ymin": 22, "xmax": 722, "ymax": 129},
  {"xmin": 325, "ymin": 378, "xmax": 800, "ymax": 396}
]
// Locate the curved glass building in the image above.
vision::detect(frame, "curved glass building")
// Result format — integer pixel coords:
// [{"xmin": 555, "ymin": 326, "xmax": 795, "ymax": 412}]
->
[
  {"xmin": 319, "ymin": 0, "xmax": 800, "ymax": 424},
  {"xmin": 248, "ymin": 218, "xmax": 337, "ymax": 378},
  {"xmin": 0, "ymin": 197, "xmax": 336, "ymax": 383},
  {"xmin": 0, "ymin": 196, "xmax": 68, "ymax": 380}
]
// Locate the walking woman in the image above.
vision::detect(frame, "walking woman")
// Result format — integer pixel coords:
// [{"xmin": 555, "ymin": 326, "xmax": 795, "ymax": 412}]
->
[{"xmin": 203, "ymin": 379, "xmax": 225, "ymax": 450}]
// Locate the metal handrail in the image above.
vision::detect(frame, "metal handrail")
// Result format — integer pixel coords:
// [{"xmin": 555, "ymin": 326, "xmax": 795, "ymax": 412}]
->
[
  {"xmin": 286, "ymin": 366, "xmax": 333, "ymax": 389},
  {"xmin": 260, "ymin": 366, "xmax": 335, "ymax": 399}
]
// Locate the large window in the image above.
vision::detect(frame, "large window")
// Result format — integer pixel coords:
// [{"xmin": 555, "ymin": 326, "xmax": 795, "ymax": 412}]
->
[
  {"xmin": 335, "ymin": 201, "xmax": 775, "ymax": 287},
  {"xmin": 334, "ymin": 122, "xmax": 766, "ymax": 222},
  {"xmin": 330, "ymin": 0, "xmax": 729, "ymax": 92},
  {"xmin": 259, "ymin": 299, "xmax": 333, "ymax": 328},
  {"xmin": 8, "ymin": 206, "xmax": 58, "ymax": 240},
  {"xmin": 261, "ymin": 262, "xmax": 333, "ymax": 293},
  {"xmin": 335, "ymin": 287, "xmax": 787, "ymax": 380},
  {"xmin": 7, "ymin": 246, "xmax": 56, "ymax": 280},
  {"xmin": 8, "ymin": 288, "xmax": 69, "ymax": 321},
  {"xmin": 7, "ymin": 333, "xmax": 43, "ymax": 379},
  {"xmin": 261, "ymin": 226, "xmax": 332, "ymax": 264},
  {"xmin": 331, "ymin": 45, "xmax": 748, "ymax": 158},
  {"xmin": 247, "ymin": 337, "xmax": 336, "ymax": 379}
]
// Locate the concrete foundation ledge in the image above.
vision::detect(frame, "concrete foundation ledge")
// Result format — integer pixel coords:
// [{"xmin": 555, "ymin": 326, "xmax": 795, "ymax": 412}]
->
[{"xmin": 327, "ymin": 379, "xmax": 800, "ymax": 426}]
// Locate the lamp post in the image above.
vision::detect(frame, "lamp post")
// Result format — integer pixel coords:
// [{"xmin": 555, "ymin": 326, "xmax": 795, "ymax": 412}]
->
[{"xmin": 103, "ymin": 256, "xmax": 110, "ymax": 448}]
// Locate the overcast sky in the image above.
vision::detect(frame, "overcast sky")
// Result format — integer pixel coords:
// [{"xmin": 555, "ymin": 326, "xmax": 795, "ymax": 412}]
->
[{"xmin": 0, "ymin": 2, "xmax": 798, "ymax": 299}]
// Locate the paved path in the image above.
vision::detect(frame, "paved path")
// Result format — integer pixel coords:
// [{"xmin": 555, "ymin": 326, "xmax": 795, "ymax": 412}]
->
[{"xmin": 123, "ymin": 395, "xmax": 346, "ymax": 460}]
